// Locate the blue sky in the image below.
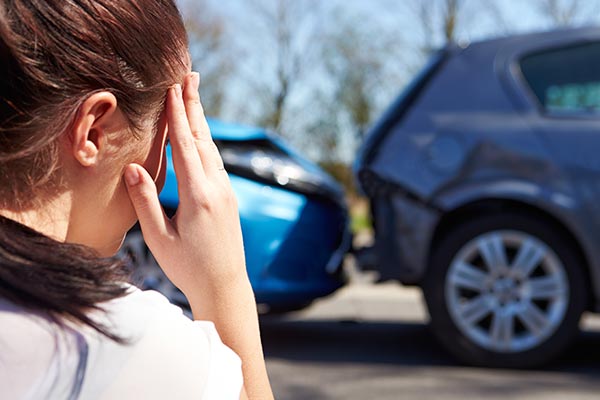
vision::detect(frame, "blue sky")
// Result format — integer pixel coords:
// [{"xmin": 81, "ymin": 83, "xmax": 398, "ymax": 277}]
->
[{"xmin": 177, "ymin": 0, "xmax": 600, "ymax": 162}]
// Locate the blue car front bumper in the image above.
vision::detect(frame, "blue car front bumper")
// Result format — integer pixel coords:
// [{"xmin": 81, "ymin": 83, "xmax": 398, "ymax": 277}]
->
[
  {"xmin": 160, "ymin": 154, "xmax": 350, "ymax": 309},
  {"xmin": 231, "ymin": 175, "xmax": 350, "ymax": 306}
]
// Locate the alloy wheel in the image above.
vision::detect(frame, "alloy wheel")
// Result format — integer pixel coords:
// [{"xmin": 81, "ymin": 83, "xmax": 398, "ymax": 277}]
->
[{"xmin": 445, "ymin": 230, "xmax": 569, "ymax": 353}]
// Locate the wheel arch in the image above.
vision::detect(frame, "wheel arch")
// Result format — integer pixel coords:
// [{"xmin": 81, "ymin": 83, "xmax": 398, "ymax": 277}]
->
[{"xmin": 428, "ymin": 197, "xmax": 595, "ymax": 310}]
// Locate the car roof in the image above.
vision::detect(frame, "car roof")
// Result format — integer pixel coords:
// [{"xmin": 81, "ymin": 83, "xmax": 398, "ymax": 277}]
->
[
  {"xmin": 453, "ymin": 26, "xmax": 600, "ymax": 112},
  {"xmin": 455, "ymin": 26, "xmax": 600, "ymax": 64}
]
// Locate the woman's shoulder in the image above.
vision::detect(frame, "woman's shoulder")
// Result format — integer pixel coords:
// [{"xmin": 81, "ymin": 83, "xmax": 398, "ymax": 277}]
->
[
  {"xmin": 0, "ymin": 298, "xmax": 83, "ymax": 399},
  {"xmin": 98, "ymin": 285, "xmax": 237, "ymax": 360},
  {"xmin": 0, "ymin": 287, "xmax": 243, "ymax": 399},
  {"xmin": 82, "ymin": 285, "xmax": 242, "ymax": 399}
]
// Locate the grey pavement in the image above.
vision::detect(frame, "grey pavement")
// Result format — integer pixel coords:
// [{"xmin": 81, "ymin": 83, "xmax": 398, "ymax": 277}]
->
[{"xmin": 261, "ymin": 265, "xmax": 600, "ymax": 400}]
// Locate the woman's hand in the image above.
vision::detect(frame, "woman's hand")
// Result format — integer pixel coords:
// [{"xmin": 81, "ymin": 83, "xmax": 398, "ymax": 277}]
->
[
  {"xmin": 124, "ymin": 72, "xmax": 247, "ymax": 301},
  {"xmin": 124, "ymin": 73, "xmax": 274, "ymax": 400}
]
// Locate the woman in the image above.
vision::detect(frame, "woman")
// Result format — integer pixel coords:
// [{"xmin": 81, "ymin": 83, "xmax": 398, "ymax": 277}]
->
[{"xmin": 0, "ymin": 1, "xmax": 273, "ymax": 399}]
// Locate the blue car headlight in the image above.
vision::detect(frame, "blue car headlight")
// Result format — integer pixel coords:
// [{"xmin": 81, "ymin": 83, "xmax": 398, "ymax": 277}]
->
[{"xmin": 216, "ymin": 139, "xmax": 345, "ymax": 206}]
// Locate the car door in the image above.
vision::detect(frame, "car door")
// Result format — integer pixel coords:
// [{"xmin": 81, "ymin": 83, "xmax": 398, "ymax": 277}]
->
[{"xmin": 518, "ymin": 41, "xmax": 600, "ymax": 230}]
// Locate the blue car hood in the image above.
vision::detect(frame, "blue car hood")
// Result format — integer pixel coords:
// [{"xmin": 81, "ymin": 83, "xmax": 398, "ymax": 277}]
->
[
  {"xmin": 207, "ymin": 118, "xmax": 337, "ymax": 187},
  {"xmin": 207, "ymin": 118, "xmax": 268, "ymax": 141},
  {"xmin": 160, "ymin": 118, "xmax": 346, "ymax": 208}
]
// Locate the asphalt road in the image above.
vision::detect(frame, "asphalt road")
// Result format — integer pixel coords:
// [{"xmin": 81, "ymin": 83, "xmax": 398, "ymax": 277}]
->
[{"xmin": 260, "ymin": 270, "xmax": 600, "ymax": 400}]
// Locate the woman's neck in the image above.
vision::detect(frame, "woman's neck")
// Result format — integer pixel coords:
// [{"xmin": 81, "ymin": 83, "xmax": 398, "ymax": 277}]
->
[{"xmin": 0, "ymin": 192, "xmax": 72, "ymax": 242}]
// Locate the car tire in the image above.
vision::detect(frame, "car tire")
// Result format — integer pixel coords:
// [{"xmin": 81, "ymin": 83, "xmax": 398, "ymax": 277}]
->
[{"xmin": 423, "ymin": 212, "xmax": 587, "ymax": 368}]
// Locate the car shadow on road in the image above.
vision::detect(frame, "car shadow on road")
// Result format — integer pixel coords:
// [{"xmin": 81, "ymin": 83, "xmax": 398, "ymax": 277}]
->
[{"xmin": 260, "ymin": 317, "xmax": 600, "ymax": 375}]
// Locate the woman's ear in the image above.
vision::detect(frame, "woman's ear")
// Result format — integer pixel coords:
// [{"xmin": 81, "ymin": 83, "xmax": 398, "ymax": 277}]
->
[{"xmin": 70, "ymin": 92, "xmax": 118, "ymax": 167}]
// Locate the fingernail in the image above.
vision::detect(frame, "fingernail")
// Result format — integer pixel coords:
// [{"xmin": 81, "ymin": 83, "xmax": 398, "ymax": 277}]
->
[
  {"xmin": 124, "ymin": 165, "xmax": 140, "ymax": 186},
  {"xmin": 174, "ymin": 83, "xmax": 182, "ymax": 96}
]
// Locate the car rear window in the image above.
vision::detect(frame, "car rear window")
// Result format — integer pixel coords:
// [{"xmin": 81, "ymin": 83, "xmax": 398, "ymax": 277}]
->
[{"xmin": 520, "ymin": 42, "xmax": 600, "ymax": 114}]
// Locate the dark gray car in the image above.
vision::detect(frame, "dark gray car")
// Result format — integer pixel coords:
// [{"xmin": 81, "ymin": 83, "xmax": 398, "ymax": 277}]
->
[{"xmin": 356, "ymin": 27, "xmax": 600, "ymax": 367}]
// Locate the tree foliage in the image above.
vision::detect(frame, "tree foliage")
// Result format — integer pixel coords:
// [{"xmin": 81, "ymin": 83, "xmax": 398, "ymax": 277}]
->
[
  {"xmin": 245, "ymin": 0, "xmax": 322, "ymax": 132},
  {"xmin": 536, "ymin": 0, "xmax": 600, "ymax": 26},
  {"xmin": 179, "ymin": 0, "xmax": 235, "ymax": 117},
  {"xmin": 180, "ymin": 0, "xmax": 600, "ymax": 167}
]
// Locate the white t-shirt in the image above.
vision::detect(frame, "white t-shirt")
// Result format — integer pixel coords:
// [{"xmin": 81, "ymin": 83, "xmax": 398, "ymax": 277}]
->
[{"xmin": 0, "ymin": 286, "xmax": 243, "ymax": 399}]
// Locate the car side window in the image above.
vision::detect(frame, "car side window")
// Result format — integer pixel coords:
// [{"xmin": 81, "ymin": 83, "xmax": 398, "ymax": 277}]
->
[{"xmin": 520, "ymin": 42, "xmax": 600, "ymax": 114}]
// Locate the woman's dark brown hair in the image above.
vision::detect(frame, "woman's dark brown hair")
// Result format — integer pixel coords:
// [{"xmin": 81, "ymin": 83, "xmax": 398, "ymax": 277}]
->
[{"xmin": 0, "ymin": 0, "xmax": 188, "ymax": 339}]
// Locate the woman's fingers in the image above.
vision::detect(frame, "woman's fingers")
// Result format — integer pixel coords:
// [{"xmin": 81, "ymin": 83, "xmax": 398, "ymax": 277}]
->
[
  {"xmin": 184, "ymin": 72, "xmax": 211, "ymax": 142},
  {"xmin": 182, "ymin": 72, "xmax": 226, "ymax": 177},
  {"xmin": 124, "ymin": 164, "xmax": 172, "ymax": 248},
  {"xmin": 167, "ymin": 84, "xmax": 206, "ymax": 198}
]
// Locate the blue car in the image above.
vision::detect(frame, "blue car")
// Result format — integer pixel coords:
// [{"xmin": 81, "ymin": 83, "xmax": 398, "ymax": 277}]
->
[{"xmin": 123, "ymin": 119, "xmax": 350, "ymax": 312}]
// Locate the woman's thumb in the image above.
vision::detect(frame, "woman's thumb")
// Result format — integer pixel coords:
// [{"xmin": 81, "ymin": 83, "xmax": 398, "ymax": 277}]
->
[{"xmin": 124, "ymin": 164, "xmax": 169, "ymax": 245}]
